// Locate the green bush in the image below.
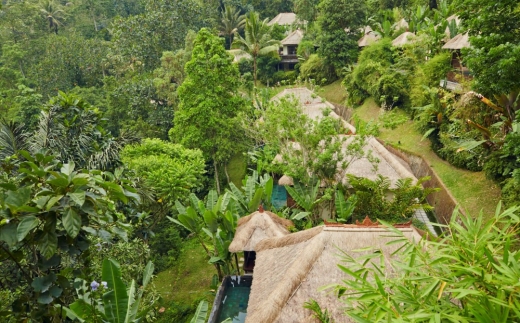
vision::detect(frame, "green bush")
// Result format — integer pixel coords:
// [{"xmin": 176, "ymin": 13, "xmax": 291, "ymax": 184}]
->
[
  {"xmin": 149, "ymin": 218, "xmax": 185, "ymax": 272},
  {"xmin": 297, "ymin": 40, "xmax": 316, "ymax": 61},
  {"xmin": 343, "ymin": 39, "xmax": 401, "ymax": 106},
  {"xmin": 358, "ymin": 38, "xmax": 394, "ymax": 65},
  {"xmin": 272, "ymin": 70, "xmax": 297, "ymax": 84},
  {"xmin": 300, "ymin": 54, "xmax": 334, "ymax": 85},
  {"xmin": 436, "ymin": 131, "xmax": 485, "ymax": 171},
  {"xmin": 483, "ymin": 131, "xmax": 520, "ymax": 182},
  {"xmin": 238, "ymin": 58, "xmax": 253, "ymax": 75},
  {"xmin": 422, "ymin": 52, "xmax": 452, "ymax": 87},
  {"xmin": 348, "ymin": 175, "xmax": 436, "ymax": 223},
  {"xmin": 375, "ymin": 69, "xmax": 410, "ymax": 109},
  {"xmin": 502, "ymin": 178, "xmax": 520, "ymax": 207}
]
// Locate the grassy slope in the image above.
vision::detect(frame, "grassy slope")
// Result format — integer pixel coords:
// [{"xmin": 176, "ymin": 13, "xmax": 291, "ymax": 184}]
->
[
  {"xmin": 322, "ymin": 81, "xmax": 501, "ymax": 217},
  {"xmin": 154, "ymin": 239, "xmax": 215, "ymax": 304}
]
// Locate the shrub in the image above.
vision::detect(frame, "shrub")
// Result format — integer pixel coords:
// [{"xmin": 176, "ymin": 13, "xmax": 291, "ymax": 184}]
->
[
  {"xmin": 300, "ymin": 54, "xmax": 334, "ymax": 85},
  {"xmin": 149, "ymin": 219, "xmax": 185, "ymax": 272},
  {"xmin": 272, "ymin": 70, "xmax": 297, "ymax": 84},
  {"xmin": 238, "ymin": 58, "xmax": 253, "ymax": 75},
  {"xmin": 502, "ymin": 178, "xmax": 520, "ymax": 207},
  {"xmin": 358, "ymin": 38, "xmax": 394, "ymax": 66},
  {"xmin": 422, "ymin": 52, "xmax": 452, "ymax": 87},
  {"xmin": 375, "ymin": 69, "xmax": 410, "ymax": 109},
  {"xmin": 348, "ymin": 175, "xmax": 436, "ymax": 223},
  {"xmin": 436, "ymin": 131, "xmax": 485, "ymax": 171},
  {"xmin": 297, "ymin": 40, "xmax": 316, "ymax": 61}
]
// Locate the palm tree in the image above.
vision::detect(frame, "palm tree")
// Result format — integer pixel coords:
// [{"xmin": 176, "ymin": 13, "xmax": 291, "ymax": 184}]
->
[
  {"xmin": 219, "ymin": 5, "xmax": 245, "ymax": 50},
  {"xmin": 38, "ymin": 0, "xmax": 66, "ymax": 34},
  {"xmin": 234, "ymin": 12, "xmax": 280, "ymax": 86}
]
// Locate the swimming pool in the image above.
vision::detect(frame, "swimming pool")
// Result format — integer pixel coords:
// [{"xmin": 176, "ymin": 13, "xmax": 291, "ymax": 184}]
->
[
  {"xmin": 208, "ymin": 276, "xmax": 252, "ymax": 323},
  {"xmin": 271, "ymin": 184, "xmax": 287, "ymax": 210}
]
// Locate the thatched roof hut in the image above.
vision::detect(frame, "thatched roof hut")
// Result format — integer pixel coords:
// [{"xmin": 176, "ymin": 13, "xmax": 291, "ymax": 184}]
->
[
  {"xmin": 358, "ymin": 31, "xmax": 380, "ymax": 47},
  {"xmin": 274, "ymin": 136, "xmax": 417, "ymax": 189},
  {"xmin": 228, "ymin": 210, "xmax": 293, "ymax": 253},
  {"xmin": 268, "ymin": 13, "xmax": 298, "ymax": 26},
  {"xmin": 278, "ymin": 175, "xmax": 294, "ymax": 186},
  {"xmin": 271, "ymin": 88, "xmax": 356, "ymax": 134},
  {"xmin": 392, "ymin": 31, "xmax": 416, "ymax": 47},
  {"xmin": 245, "ymin": 222, "xmax": 423, "ymax": 323},
  {"xmin": 442, "ymin": 33, "xmax": 470, "ymax": 49},
  {"xmin": 281, "ymin": 29, "xmax": 304, "ymax": 46},
  {"xmin": 394, "ymin": 18, "xmax": 409, "ymax": 30}
]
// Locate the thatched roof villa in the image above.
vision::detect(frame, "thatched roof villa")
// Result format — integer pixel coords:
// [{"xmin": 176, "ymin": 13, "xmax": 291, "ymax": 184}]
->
[
  {"xmin": 271, "ymin": 88, "xmax": 357, "ymax": 134},
  {"xmin": 442, "ymin": 33, "xmax": 470, "ymax": 50},
  {"xmin": 229, "ymin": 208, "xmax": 294, "ymax": 273},
  {"xmin": 267, "ymin": 13, "xmax": 298, "ymax": 26},
  {"xmin": 229, "ymin": 209, "xmax": 293, "ymax": 253},
  {"xmin": 275, "ymin": 136, "xmax": 417, "ymax": 189},
  {"xmin": 245, "ymin": 221, "xmax": 423, "ymax": 323},
  {"xmin": 392, "ymin": 31, "xmax": 416, "ymax": 47}
]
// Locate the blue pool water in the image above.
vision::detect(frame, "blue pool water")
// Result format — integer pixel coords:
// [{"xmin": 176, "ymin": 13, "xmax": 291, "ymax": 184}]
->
[
  {"xmin": 215, "ymin": 276, "xmax": 252, "ymax": 323},
  {"xmin": 271, "ymin": 184, "xmax": 287, "ymax": 210}
]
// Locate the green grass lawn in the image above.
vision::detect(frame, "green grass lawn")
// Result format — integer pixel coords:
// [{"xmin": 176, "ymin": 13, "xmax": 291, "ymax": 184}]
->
[
  {"xmin": 154, "ymin": 239, "xmax": 216, "ymax": 305},
  {"xmin": 352, "ymin": 98, "xmax": 502, "ymax": 217},
  {"xmin": 318, "ymin": 80, "xmax": 347, "ymax": 104}
]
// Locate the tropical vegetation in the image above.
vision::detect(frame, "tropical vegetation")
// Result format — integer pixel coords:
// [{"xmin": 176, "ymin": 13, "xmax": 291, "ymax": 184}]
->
[{"xmin": 0, "ymin": 0, "xmax": 519, "ymax": 321}]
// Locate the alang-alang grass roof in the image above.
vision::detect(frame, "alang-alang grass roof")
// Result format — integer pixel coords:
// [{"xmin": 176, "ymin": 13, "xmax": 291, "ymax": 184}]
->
[
  {"xmin": 271, "ymin": 88, "xmax": 357, "ymax": 134},
  {"xmin": 245, "ymin": 220, "xmax": 423, "ymax": 323},
  {"xmin": 228, "ymin": 209, "xmax": 293, "ymax": 253},
  {"xmin": 274, "ymin": 136, "xmax": 417, "ymax": 189}
]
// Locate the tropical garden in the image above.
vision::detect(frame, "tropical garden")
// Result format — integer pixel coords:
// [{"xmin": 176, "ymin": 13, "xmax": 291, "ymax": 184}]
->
[{"xmin": 0, "ymin": 0, "xmax": 519, "ymax": 322}]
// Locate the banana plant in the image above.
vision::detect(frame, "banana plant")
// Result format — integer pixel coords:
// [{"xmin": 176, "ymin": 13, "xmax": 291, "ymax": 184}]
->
[
  {"xmin": 226, "ymin": 171, "xmax": 273, "ymax": 214},
  {"xmin": 458, "ymin": 91, "xmax": 520, "ymax": 151},
  {"xmin": 284, "ymin": 178, "xmax": 331, "ymax": 225},
  {"xmin": 335, "ymin": 191, "xmax": 358, "ymax": 223},
  {"xmin": 190, "ymin": 300, "xmax": 208, "ymax": 323},
  {"xmin": 168, "ymin": 191, "xmax": 240, "ymax": 279},
  {"xmin": 63, "ymin": 259, "xmax": 156, "ymax": 323}
]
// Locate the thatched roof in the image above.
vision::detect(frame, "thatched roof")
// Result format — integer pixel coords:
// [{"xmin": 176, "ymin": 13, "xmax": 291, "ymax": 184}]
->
[
  {"xmin": 442, "ymin": 33, "xmax": 470, "ymax": 49},
  {"xmin": 245, "ymin": 224, "xmax": 423, "ymax": 323},
  {"xmin": 394, "ymin": 18, "xmax": 409, "ymax": 30},
  {"xmin": 228, "ymin": 210, "xmax": 293, "ymax": 253},
  {"xmin": 447, "ymin": 14, "xmax": 461, "ymax": 25},
  {"xmin": 228, "ymin": 49, "xmax": 252, "ymax": 62},
  {"xmin": 268, "ymin": 13, "xmax": 297, "ymax": 26},
  {"xmin": 271, "ymin": 88, "xmax": 356, "ymax": 134},
  {"xmin": 281, "ymin": 29, "xmax": 304, "ymax": 46},
  {"xmin": 274, "ymin": 136, "xmax": 417, "ymax": 189},
  {"xmin": 278, "ymin": 175, "xmax": 294, "ymax": 186},
  {"xmin": 392, "ymin": 31, "xmax": 416, "ymax": 47},
  {"xmin": 358, "ymin": 31, "xmax": 380, "ymax": 47}
]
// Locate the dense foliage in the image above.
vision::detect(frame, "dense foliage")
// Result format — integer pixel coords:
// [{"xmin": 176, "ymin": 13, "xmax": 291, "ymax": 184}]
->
[
  {"xmin": 335, "ymin": 204, "xmax": 520, "ymax": 322},
  {"xmin": 1, "ymin": 0, "xmax": 519, "ymax": 321}
]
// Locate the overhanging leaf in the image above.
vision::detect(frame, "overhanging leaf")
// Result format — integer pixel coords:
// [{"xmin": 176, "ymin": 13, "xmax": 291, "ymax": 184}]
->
[{"xmin": 17, "ymin": 216, "xmax": 40, "ymax": 241}]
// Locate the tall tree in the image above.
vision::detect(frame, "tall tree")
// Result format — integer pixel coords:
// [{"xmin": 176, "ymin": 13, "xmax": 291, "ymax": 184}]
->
[
  {"xmin": 37, "ymin": 0, "xmax": 66, "ymax": 34},
  {"xmin": 234, "ymin": 12, "xmax": 280, "ymax": 86},
  {"xmin": 454, "ymin": 0, "xmax": 520, "ymax": 95},
  {"xmin": 169, "ymin": 28, "xmax": 248, "ymax": 194},
  {"xmin": 219, "ymin": 5, "xmax": 245, "ymax": 49},
  {"xmin": 317, "ymin": 0, "xmax": 366, "ymax": 76}
]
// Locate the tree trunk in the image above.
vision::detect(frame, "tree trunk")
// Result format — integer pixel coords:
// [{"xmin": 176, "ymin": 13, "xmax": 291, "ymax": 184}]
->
[
  {"xmin": 215, "ymin": 263, "xmax": 224, "ymax": 281},
  {"xmin": 224, "ymin": 164, "xmax": 231, "ymax": 185},
  {"xmin": 253, "ymin": 56, "xmax": 257, "ymax": 87},
  {"xmin": 214, "ymin": 160, "xmax": 221, "ymax": 195}
]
